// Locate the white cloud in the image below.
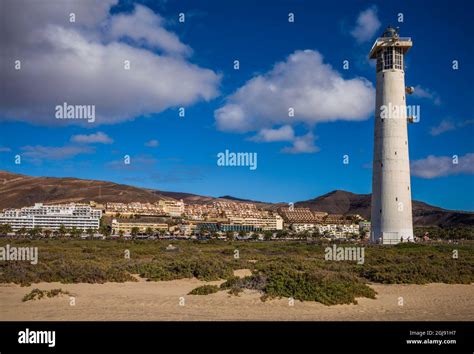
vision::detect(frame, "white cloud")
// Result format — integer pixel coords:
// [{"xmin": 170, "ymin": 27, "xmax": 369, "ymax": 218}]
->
[
  {"xmin": 411, "ymin": 153, "xmax": 474, "ymax": 178},
  {"xmin": 0, "ymin": 147, "xmax": 12, "ymax": 152},
  {"xmin": 0, "ymin": 1, "xmax": 220, "ymax": 125},
  {"xmin": 145, "ymin": 139, "xmax": 159, "ymax": 147},
  {"xmin": 21, "ymin": 145, "xmax": 94, "ymax": 162},
  {"xmin": 215, "ymin": 50, "xmax": 374, "ymax": 153},
  {"xmin": 250, "ymin": 125, "xmax": 319, "ymax": 153},
  {"xmin": 413, "ymin": 85, "xmax": 441, "ymax": 105},
  {"xmin": 430, "ymin": 119, "xmax": 473, "ymax": 136},
  {"xmin": 281, "ymin": 133, "xmax": 319, "ymax": 154},
  {"xmin": 215, "ymin": 50, "xmax": 374, "ymax": 133},
  {"xmin": 430, "ymin": 120, "xmax": 455, "ymax": 136},
  {"xmin": 250, "ymin": 125, "xmax": 295, "ymax": 142},
  {"xmin": 350, "ymin": 6, "xmax": 381, "ymax": 43},
  {"xmin": 107, "ymin": 5, "xmax": 192, "ymax": 56},
  {"xmin": 71, "ymin": 132, "xmax": 113, "ymax": 144}
]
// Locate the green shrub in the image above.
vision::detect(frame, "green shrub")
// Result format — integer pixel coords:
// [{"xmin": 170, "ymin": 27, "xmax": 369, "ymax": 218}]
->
[
  {"xmin": 0, "ymin": 239, "xmax": 472, "ymax": 305},
  {"xmin": 188, "ymin": 285, "xmax": 220, "ymax": 295},
  {"xmin": 22, "ymin": 288, "xmax": 71, "ymax": 302}
]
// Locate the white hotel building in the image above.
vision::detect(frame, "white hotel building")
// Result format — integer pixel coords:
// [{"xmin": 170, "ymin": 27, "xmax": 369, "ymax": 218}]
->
[{"xmin": 0, "ymin": 203, "xmax": 102, "ymax": 231}]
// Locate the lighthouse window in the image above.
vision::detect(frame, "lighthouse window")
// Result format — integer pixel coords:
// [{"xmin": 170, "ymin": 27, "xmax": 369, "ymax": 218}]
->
[
  {"xmin": 408, "ymin": 186, "xmax": 410, "ymax": 191},
  {"xmin": 383, "ymin": 48, "xmax": 393, "ymax": 70},
  {"xmin": 394, "ymin": 47, "xmax": 403, "ymax": 70},
  {"xmin": 395, "ymin": 151, "xmax": 397, "ymax": 155},
  {"xmin": 376, "ymin": 50, "xmax": 383, "ymax": 72},
  {"xmin": 396, "ymin": 197, "xmax": 398, "ymax": 201},
  {"xmin": 380, "ymin": 209, "xmax": 382, "ymax": 214}
]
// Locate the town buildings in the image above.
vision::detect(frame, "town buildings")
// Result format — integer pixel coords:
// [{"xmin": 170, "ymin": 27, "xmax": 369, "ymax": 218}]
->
[{"xmin": 0, "ymin": 200, "xmax": 363, "ymax": 239}]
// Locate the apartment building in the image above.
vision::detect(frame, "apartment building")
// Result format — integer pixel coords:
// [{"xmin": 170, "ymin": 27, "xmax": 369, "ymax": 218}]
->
[
  {"xmin": 291, "ymin": 223, "xmax": 317, "ymax": 233},
  {"xmin": 279, "ymin": 208, "xmax": 328, "ymax": 223},
  {"xmin": 159, "ymin": 200, "xmax": 185, "ymax": 217},
  {"xmin": 0, "ymin": 203, "xmax": 102, "ymax": 231}
]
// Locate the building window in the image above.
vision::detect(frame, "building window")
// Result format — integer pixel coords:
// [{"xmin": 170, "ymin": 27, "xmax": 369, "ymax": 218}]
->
[
  {"xmin": 408, "ymin": 186, "xmax": 410, "ymax": 191},
  {"xmin": 395, "ymin": 151, "xmax": 397, "ymax": 155},
  {"xmin": 380, "ymin": 209, "xmax": 382, "ymax": 214},
  {"xmin": 396, "ymin": 197, "xmax": 398, "ymax": 201}
]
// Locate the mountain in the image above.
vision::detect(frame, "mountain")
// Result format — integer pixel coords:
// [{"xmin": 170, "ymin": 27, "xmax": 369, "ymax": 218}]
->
[
  {"xmin": 0, "ymin": 170, "xmax": 168, "ymax": 207},
  {"xmin": 295, "ymin": 190, "xmax": 474, "ymax": 228},
  {"xmin": 0, "ymin": 170, "xmax": 472, "ymax": 227},
  {"xmin": 295, "ymin": 190, "xmax": 371, "ymax": 217}
]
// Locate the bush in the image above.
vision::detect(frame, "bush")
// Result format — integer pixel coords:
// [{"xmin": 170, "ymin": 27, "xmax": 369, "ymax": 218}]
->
[
  {"xmin": 258, "ymin": 266, "xmax": 376, "ymax": 305},
  {"xmin": 188, "ymin": 285, "xmax": 220, "ymax": 295},
  {"xmin": 133, "ymin": 258, "xmax": 234, "ymax": 282},
  {"xmin": 22, "ymin": 288, "xmax": 71, "ymax": 302}
]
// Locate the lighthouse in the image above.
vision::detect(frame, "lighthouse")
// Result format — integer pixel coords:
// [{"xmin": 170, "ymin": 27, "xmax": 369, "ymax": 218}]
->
[{"xmin": 369, "ymin": 27, "xmax": 414, "ymax": 245}]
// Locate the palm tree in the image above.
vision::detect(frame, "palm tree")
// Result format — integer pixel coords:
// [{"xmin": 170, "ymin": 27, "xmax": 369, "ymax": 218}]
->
[
  {"xmin": 118, "ymin": 230, "xmax": 124, "ymax": 239},
  {"xmin": 145, "ymin": 227, "xmax": 153, "ymax": 236},
  {"xmin": 131, "ymin": 227, "xmax": 139, "ymax": 239},
  {"xmin": 58, "ymin": 224, "xmax": 67, "ymax": 238},
  {"xmin": 43, "ymin": 229, "xmax": 52, "ymax": 238},
  {"xmin": 17, "ymin": 227, "xmax": 27, "ymax": 239},
  {"xmin": 70, "ymin": 227, "xmax": 81, "ymax": 238},
  {"xmin": 225, "ymin": 231, "xmax": 234, "ymax": 241},
  {"xmin": 28, "ymin": 227, "xmax": 40, "ymax": 238},
  {"xmin": 86, "ymin": 228, "xmax": 94, "ymax": 239},
  {"xmin": 263, "ymin": 231, "xmax": 273, "ymax": 241},
  {"xmin": 99, "ymin": 224, "xmax": 111, "ymax": 238},
  {"xmin": 0, "ymin": 224, "xmax": 12, "ymax": 236}
]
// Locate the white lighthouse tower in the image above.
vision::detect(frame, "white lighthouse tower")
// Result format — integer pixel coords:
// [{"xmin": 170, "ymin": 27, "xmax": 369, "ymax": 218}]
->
[{"xmin": 369, "ymin": 27, "xmax": 414, "ymax": 245}]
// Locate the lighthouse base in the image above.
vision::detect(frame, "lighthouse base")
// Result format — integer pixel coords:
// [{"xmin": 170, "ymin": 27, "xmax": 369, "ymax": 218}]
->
[{"xmin": 371, "ymin": 230, "xmax": 414, "ymax": 245}]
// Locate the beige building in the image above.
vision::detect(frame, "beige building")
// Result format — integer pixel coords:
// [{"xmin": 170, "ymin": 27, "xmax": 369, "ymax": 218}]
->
[
  {"xmin": 159, "ymin": 200, "xmax": 184, "ymax": 217},
  {"xmin": 111, "ymin": 219, "xmax": 168, "ymax": 235},
  {"xmin": 227, "ymin": 214, "xmax": 283, "ymax": 230}
]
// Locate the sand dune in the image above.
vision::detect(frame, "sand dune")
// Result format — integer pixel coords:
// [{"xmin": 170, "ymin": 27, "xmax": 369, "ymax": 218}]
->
[{"xmin": 1, "ymin": 276, "xmax": 472, "ymax": 321}]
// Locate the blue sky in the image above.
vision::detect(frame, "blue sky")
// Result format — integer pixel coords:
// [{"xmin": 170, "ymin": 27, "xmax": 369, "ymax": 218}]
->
[{"xmin": 0, "ymin": 0, "xmax": 473, "ymax": 210}]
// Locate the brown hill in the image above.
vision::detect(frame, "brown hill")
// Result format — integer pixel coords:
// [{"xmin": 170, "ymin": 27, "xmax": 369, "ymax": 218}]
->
[
  {"xmin": 0, "ymin": 171, "xmax": 472, "ymax": 227},
  {"xmin": 0, "ymin": 170, "xmax": 167, "ymax": 208},
  {"xmin": 295, "ymin": 190, "xmax": 474, "ymax": 228}
]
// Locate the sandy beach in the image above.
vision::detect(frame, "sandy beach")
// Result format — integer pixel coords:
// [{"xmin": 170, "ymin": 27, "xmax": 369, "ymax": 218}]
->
[{"xmin": 1, "ymin": 270, "xmax": 473, "ymax": 321}]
